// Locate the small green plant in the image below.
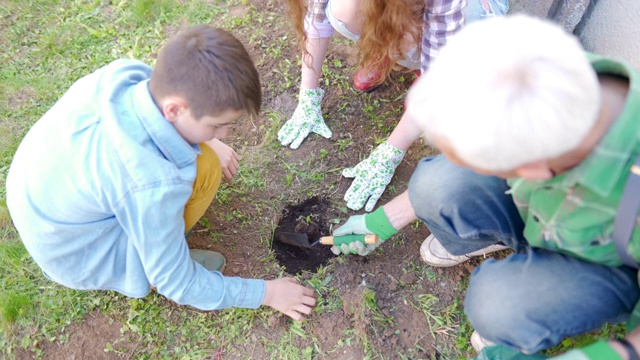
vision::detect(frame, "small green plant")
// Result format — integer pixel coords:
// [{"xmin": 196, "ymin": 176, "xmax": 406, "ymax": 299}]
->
[
  {"xmin": 129, "ymin": 0, "xmax": 176, "ymax": 23},
  {"xmin": 296, "ymin": 214, "xmax": 315, "ymax": 224},
  {"xmin": 0, "ymin": 293, "xmax": 31, "ymax": 325},
  {"xmin": 336, "ymin": 138, "xmax": 354, "ymax": 151},
  {"xmin": 198, "ymin": 217, "xmax": 211, "ymax": 229},
  {"xmin": 363, "ymin": 288, "xmax": 394, "ymax": 331},
  {"xmin": 409, "ymin": 293, "xmax": 457, "ymax": 341},
  {"xmin": 235, "ymin": 163, "xmax": 267, "ymax": 191}
]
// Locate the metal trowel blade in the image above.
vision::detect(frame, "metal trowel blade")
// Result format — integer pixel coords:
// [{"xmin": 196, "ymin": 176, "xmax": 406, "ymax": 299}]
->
[{"xmin": 274, "ymin": 232, "xmax": 318, "ymax": 249}]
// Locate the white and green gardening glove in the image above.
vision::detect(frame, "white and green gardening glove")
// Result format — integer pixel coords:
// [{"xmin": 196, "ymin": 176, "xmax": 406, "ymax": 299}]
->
[
  {"xmin": 343, "ymin": 141, "xmax": 405, "ymax": 211},
  {"xmin": 331, "ymin": 207, "xmax": 397, "ymax": 256},
  {"xmin": 278, "ymin": 87, "xmax": 332, "ymax": 149}
]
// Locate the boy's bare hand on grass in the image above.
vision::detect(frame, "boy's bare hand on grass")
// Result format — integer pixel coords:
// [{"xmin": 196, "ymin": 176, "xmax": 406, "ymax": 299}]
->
[
  {"xmin": 263, "ymin": 278, "xmax": 316, "ymax": 321},
  {"xmin": 205, "ymin": 138, "xmax": 240, "ymax": 185}
]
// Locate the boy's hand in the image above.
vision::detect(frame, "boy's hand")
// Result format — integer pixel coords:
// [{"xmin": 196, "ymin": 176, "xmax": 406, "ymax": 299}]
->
[
  {"xmin": 342, "ymin": 141, "xmax": 405, "ymax": 212},
  {"xmin": 278, "ymin": 87, "xmax": 332, "ymax": 149},
  {"xmin": 205, "ymin": 138, "xmax": 239, "ymax": 185},
  {"xmin": 263, "ymin": 278, "xmax": 316, "ymax": 321}
]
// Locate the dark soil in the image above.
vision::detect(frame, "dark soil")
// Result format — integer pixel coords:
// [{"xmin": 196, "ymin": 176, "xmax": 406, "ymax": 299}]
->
[
  {"xmin": 272, "ymin": 196, "xmax": 337, "ymax": 274},
  {"xmin": 16, "ymin": 312, "xmax": 137, "ymax": 360}
]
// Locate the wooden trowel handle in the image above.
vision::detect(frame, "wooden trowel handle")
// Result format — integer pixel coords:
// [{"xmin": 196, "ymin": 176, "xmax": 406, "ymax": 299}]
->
[{"xmin": 319, "ymin": 234, "xmax": 379, "ymax": 246}]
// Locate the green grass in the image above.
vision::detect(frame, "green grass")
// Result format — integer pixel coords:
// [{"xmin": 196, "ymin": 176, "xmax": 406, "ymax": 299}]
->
[
  {"xmin": 0, "ymin": 0, "xmax": 286, "ymax": 358},
  {"xmin": 0, "ymin": 233, "xmax": 100, "ymax": 357},
  {"xmin": 0, "ymin": 0, "xmax": 354, "ymax": 357}
]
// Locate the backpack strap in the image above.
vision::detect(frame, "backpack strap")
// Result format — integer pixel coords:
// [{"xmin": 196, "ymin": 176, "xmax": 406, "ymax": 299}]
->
[{"xmin": 612, "ymin": 155, "xmax": 640, "ymax": 268}]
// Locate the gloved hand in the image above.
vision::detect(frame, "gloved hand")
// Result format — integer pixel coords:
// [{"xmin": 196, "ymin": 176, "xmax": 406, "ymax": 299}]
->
[
  {"xmin": 342, "ymin": 141, "xmax": 405, "ymax": 211},
  {"xmin": 278, "ymin": 87, "xmax": 332, "ymax": 149},
  {"xmin": 331, "ymin": 207, "xmax": 398, "ymax": 256}
]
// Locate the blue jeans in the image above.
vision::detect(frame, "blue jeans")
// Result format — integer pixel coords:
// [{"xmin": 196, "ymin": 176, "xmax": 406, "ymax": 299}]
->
[
  {"xmin": 407, "ymin": 155, "xmax": 640, "ymax": 353},
  {"xmin": 466, "ymin": 0, "xmax": 509, "ymax": 23},
  {"xmin": 408, "ymin": 155, "xmax": 528, "ymax": 255}
]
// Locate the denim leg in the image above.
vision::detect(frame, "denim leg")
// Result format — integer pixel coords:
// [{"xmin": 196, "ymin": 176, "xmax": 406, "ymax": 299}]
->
[
  {"xmin": 466, "ymin": 0, "xmax": 510, "ymax": 23},
  {"xmin": 465, "ymin": 249, "xmax": 640, "ymax": 354},
  {"xmin": 408, "ymin": 155, "xmax": 527, "ymax": 255}
]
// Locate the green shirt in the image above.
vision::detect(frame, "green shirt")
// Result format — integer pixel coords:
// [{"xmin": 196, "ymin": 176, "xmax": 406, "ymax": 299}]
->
[{"xmin": 507, "ymin": 53, "xmax": 640, "ymax": 267}]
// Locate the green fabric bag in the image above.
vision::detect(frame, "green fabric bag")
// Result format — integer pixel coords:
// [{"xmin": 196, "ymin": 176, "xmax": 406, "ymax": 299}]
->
[{"xmin": 473, "ymin": 345, "xmax": 549, "ymax": 360}]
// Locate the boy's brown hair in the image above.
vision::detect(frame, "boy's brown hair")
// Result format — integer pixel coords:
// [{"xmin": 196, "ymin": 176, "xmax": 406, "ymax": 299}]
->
[{"xmin": 150, "ymin": 25, "xmax": 261, "ymax": 119}]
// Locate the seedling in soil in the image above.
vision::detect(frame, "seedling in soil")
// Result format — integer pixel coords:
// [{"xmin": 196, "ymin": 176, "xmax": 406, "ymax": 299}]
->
[
  {"xmin": 335, "ymin": 138, "xmax": 354, "ymax": 152},
  {"xmin": 363, "ymin": 289, "xmax": 394, "ymax": 331},
  {"xmin": 198, "ymin": 217, "xmax": 211, "ymax": 229},
  {"xmin": 272, "ymin": 197, "xmax": 335, "ymax": 274},
  {"xmin": 409, "ymin": 293, "xmax": 458, "ymax": 342},
  {"xmin": 296, "ymin": 213, "xmax": 318, "ymax": 225}
]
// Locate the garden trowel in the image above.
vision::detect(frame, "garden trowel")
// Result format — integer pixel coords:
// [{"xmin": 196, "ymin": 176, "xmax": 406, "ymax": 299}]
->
[{"xmin": 274, "ymin": 232, "xmax": 379, "ymax": 249}]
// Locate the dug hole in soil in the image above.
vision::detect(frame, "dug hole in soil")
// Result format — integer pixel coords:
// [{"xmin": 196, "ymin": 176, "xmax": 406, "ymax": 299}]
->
[{"xmin": 272, "ymin": 196, "xmax": 336, "ymax": 274}]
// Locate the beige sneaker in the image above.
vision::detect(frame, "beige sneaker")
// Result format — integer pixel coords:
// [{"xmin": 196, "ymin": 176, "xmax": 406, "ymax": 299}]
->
[
  {"xmin": 420, "ymin": 234, "xmax": 509, "ymax": 267},
  {"xmin": 471, "ymin": 330, "xmax": 496, "ymax": 352}
]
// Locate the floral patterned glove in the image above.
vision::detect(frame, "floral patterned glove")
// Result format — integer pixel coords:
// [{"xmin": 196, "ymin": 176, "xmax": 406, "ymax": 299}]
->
[
  {"xmin": 330, "ymin": 208, "xmax": 398, "ymax": 256},
  {"xmin": 342, "ymin": 141, "xmax": 405, "ymax": 211},
  {"xmin": 278, "ymin": 87, "xmax": 332, "ymax": 149}
]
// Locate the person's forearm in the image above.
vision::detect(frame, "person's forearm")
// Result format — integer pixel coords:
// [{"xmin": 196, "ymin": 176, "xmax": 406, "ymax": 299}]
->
[
  {"xmin": 300, "ymin": 37, "xmax": 330, "ymax": 89},
  {"xmin": 382, "ymin": 190, "xmax": 417, "ymax": 230},
  {"xmin": 386, "ymin": 111, "xmax": 423, "ymax": 151}
]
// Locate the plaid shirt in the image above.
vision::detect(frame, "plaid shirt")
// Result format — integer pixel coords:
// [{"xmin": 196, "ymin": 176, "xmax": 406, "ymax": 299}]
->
[
  {"xmin": 507, "ymin": 53, "xmax": 640, "ymax": 267},
  {"xmin": 305, "ymin": 0, "xmax": 466, "ymax": 72}
]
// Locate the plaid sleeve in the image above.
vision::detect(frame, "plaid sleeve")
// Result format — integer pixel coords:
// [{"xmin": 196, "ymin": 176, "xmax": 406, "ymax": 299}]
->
[
  {"xmin": 422, "ymin": 0, "xmax": 466, "ymax": 72},
  {"xmin": 304, "ymin": 0, "xmax": 334, "ymax": 38}
]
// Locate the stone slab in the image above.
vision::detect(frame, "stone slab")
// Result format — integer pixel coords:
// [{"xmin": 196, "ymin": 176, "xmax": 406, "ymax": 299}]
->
[{"xmin": 508, "ymin": 0, "xmax": 589, "ymax": 32}]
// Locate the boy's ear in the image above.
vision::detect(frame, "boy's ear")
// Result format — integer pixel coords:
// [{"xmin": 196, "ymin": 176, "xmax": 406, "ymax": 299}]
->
[
  {"xmin": 161, "ymin": 97, "xmax": 188, "ymax": 123},
  {"xmin": 514, "ymin": 160, "xmax": 554, "ymax": 180}
]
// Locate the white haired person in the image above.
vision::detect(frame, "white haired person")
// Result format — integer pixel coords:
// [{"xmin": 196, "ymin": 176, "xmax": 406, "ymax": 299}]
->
[{"xmin": 330, "ymin": 14, "xmax": 640, "ymax": 359}]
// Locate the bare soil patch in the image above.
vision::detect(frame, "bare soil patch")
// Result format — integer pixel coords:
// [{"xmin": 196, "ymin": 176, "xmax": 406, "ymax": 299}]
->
[
  {"xmin": 15, "ymin": 312, "xmax": 135, "ymax": 360},
  {"xmin": 272, "ymin": 196, "xmax": 337, "ymax": 275}
]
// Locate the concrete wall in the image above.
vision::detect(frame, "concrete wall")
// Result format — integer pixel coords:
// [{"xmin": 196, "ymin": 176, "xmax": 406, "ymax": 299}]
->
[
  {"xmin": 509, "ymin": 0, "xmax": 640, "ymax": 70},
  {"xmin": 509, "ymin": 0, "xmax": 588, "ymax": 33},
  {"xmin": 576, "ymin": 0, "xmax": 640, "ymax": 70}
]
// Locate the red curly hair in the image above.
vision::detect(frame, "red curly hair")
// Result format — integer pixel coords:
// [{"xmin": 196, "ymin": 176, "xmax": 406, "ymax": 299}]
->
[{"xmin": 283, "ymin": 0, "xmax": 425, "ymax": 85}]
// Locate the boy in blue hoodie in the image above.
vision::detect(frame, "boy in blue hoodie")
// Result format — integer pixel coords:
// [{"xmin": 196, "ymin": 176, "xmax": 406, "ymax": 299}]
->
[{"xmin": 7, "ymin": 25, "xmax": 315, "ymax": 321}]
